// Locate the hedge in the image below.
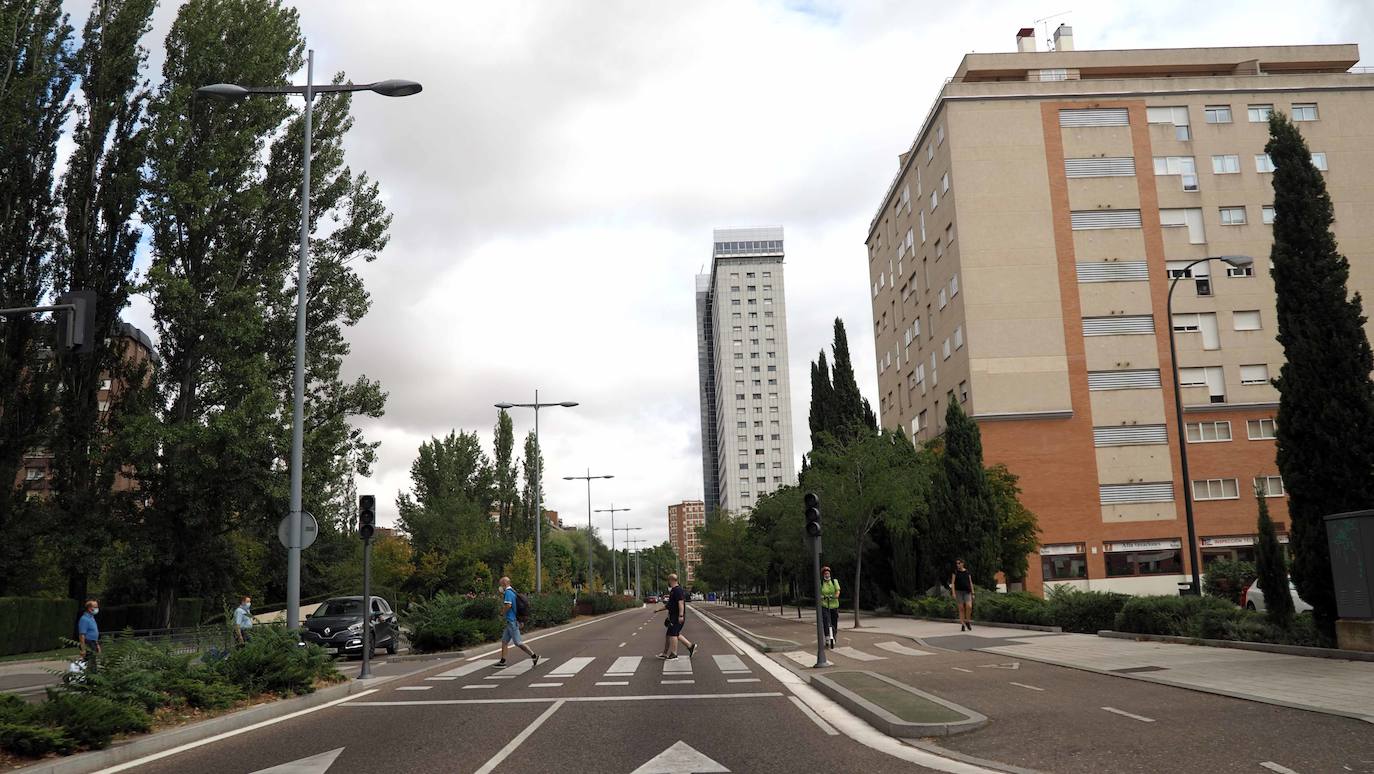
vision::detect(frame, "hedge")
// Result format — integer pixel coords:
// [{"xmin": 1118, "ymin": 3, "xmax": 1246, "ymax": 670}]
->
[
  {"xmin": 0, "ymin": 597, "xmax": 79, "ymax": 657},
  {"xmin": 97, "ymin": 599, "xmax": 203, "ymax": 632},
  {"xmin": 402, "ymin": 592, "xmax": 576, "ymax": 653},
  {"xmin": 894, "ymin": 588, "xmax": 1129, "ymax": 635}
]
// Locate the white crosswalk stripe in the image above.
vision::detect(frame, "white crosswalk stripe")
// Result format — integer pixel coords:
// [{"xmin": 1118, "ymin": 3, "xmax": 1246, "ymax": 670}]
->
[
  {"xmin": 437, "ymin": 659, "xmax": 498, "ymax": 677},
  {"xmin": 547, "ymin": 656, "xmax": 595, "ymax": 677},
  {"xmin": 712, "ymin": 654, "xmax": 749, "ymax": 674},
  {"xmin": 486, "ymin": 659, "xmax": 536, "ymax": 679},
  {"xmin": 606, "ymin": 656, "xmax": 641, "ymax": 675},
  {"xmin": 832, "ymin": 646, "xmax": 885, "ymax": 661},
  {"xmin": 874, "ymin": 641, "xmax": 930, "ymax": 657},
  {"xmin": 663, "ymin": 657, "xmax": 693, "ymax": 674}
]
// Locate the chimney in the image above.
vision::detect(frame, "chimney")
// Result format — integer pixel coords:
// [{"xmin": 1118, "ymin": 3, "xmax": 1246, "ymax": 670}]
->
[
  {"xmin": 1053, "ymin": 24, "xmax": 1074, "ymax": 52},
  {"xmin": 1016, "ymin": 27, "xmax": 1036, "ymax": 53}
]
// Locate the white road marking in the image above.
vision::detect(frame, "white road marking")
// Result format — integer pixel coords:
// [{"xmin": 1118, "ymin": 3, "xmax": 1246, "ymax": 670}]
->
[
  {"xmin": 462, "ymin": 684, "xmax": 497, "ymax": 690},
  {"xmin": 619, "ymin": 642, "xmax": 627, "ymax": 648},
  {"xmin": 789, "ymin": 695, "xmax": 839, "ymax": 736},
  {"xmin": 98, "ymin": 690, "xmax": 378, "ymax": 773},
  {"xmin": 466, "ymin": 608, "xmax": 640, "ymax": 660},
  {"xmin": 781, "ymin": 651, "xmax": 827, "ymax": 667},
  {"xmin": 249, "ymin": 747, "xmax": 345, "ymax": 773},
  {"xmin": 1009, "ymin": 682, "xmax": 1044, "ymax": 692},
  {"xmin": 832, "ymin": 646, "xmax": 885, "ymax": 661},
  {"xmin": 630, "ymin": 740, "xmax": 730, "ymax": 774},
  {"xmin": 1101, "ymin": 706, "xmax": 1155, "ymax": 722},
  {"xmin": 977, "ymin": 662, "xmax": 1019, "ymax": 670},
  {"xmin": 712, "ymin": 654, "xmax": 749, "ymax": 673},
  {"xmin": 596, "ymin": 681, "xmax": 630, "ymax": 686},
  {"xmin": 1260, "ymin": 762, "xmax": 1301, "ymax": 774},
  {"xmin": 395, "ymin": 686, "xmax": 431, "ymax": 691},
  {"xmin": 347, "ymin": 692, "xmax": 781, "ymax": 707},
  {"xmin": 874, "ymin": 641, "xmax": 929, "ymax": 657},
  {"xmin": 528, "ymin": 682, "xmax": 564, "ymax": 688},
  {"xmin": 474, "ymin": 699, "xmax": 564, "ymax": 774},
  {"xmin": 663, "ymin": 657, "xmax": 693, "ymax": 673},
  {"xmin": 547, "ymin": 656, "xmax": 595, "ymax": 677},
  {"xmin": 437, "ymin": 659, "xmax": 498, "ymax": 678},
  {"xmin": 425, "ymin": 676, "xmax": 457, "ymax": 681},
  {"xmin": 661, "ymin": 679, "xmax": 695, "ymax": 684},
  {"xmin": 606, "ymin": 656, "xmax": 642, "ymax": 675},
  {"xmin": 727, "ymin": 678, "xmax": 760, "ymax": 683},
  {"xmin": 952, "ymin": 667, "xmax": 973, "ymax": 673},
  {"xmin": 486, "ymin": 659, "xmax": 535, "ymax": 679}
]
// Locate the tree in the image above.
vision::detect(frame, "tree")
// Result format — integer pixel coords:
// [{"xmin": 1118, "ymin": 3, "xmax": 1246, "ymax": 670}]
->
[
  {"xmin": 492, "ymin": 410, "xmax": 518, "ymax": 540},
  {"xmin": 46, "ymin": 0, "xmax": 157, "ymax": 604},
  {"xmin": 827, "ymin": 318, "xmax": 877, "ymax": 443},
  {"xmin": 395, "ymin": 430, "xmax": 494, "ymax": 559},
  {"xmin": 504, "ymin": 540, "xmax": 536, "ymax": 594},
  {"xmin": 518, "ymin": 431, "xmax": 543, "ymax": 545},
  {"xmin": 0, "ymin": 0, "xmax": 74, "ymax": 594},
  {"xmin": 1254, "ymin": 481, "xmax": 1294, "ymax": 626},
  {"xmin": 987, "ymin": 465, "xmax": 1040, "ymax": 585},
  {"xmin": 930, "ymin": 401, "xmax": 1000, "ymax": 588},
  {"xmin": 807, "ymin": 352, "xmax": 836, "ymax": 452},
  {"xmin": 1267, "ymin": 111, "xmax": 1374, "ymax": 639}
]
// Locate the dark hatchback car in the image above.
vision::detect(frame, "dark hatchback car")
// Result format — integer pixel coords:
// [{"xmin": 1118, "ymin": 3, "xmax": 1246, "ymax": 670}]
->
[{"xmin": 301, "ymin": 596, "xmax": 399, "ymax": 657}]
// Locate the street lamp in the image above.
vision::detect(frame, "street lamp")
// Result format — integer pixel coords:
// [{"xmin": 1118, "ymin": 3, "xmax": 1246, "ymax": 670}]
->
[
  {"xmin": 565, "ymin": 470, "xmax": 614, "ymax": 590},
  {"xmin": 595, "ymin": 504, "xmax": 632, "ymax": 593},
  {"xmin": 1167, "ymin": 255, "xmax": 1254, "ymax": 596},
  {"xmin": 198, "ymin": 51, "xmax": 421, "ymax": 631},
  {"xmin": 495, "ymin": 391, "xmax": 578, "ymax": 593},
  {"xmin": 608, "ymin": 519, "xmax": 642, "ymax": 594}
]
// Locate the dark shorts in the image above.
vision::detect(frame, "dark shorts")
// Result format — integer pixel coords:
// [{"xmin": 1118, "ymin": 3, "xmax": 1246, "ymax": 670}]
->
[{"xmin": 666, "ymin": 619, "xmax": 684, "ymax": 636}]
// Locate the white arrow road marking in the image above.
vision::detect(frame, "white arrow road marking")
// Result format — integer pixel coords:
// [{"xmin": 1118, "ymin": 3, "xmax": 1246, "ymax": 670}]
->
[
  {"xmin": 630, "ymin": 740, "xmax": 730, "ymax": 773},
  {"xmin": 831, "ymin": 646, "xmax": 885, "ymax": 661},
  {"xmin": 474, "ymin": 699, "xmax": 564, "ymax": 774},
  {"xmin": 951, "ymin": 667, "xmax": 973, "ymax": 673},
  {"xmin": 874, "ymin": 641, "xmax": 929, "ymax": 657},
  {"xmin": 1101, "ymin": 706, "xmax": 1155, "ymax": 722},
  {"xmin": 977, "ymin": 662, "xmax": 1019, "ymax": 670},
  {"xmin": 1009, "ymin": 682, "xmax": 1044, "ymax": 692},
  {"xmin": 250, "ymin": 747, "xmax": 345, "ymax": 774}
]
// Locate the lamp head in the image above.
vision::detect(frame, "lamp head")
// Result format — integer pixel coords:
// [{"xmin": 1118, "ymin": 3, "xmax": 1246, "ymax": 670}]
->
[
  {"xmin": 563, "ymin": 476, "xmax": 575, "ymax": 481},
  {"xmin": 196, "ymin": 83, "xmax": 250, "ymax": 100},
  {"xmin": 370, "ymin": 79, "xmax": 423, "ymax": 97},
  {"xmin": 1219, "ymin": 255, "xmax": 1254, "ymax": 268},
  {"xmin": 494, "ymin": 402, "xmax": 514, "ymax": 409},
  {"xmin": 560, "ymin": 401, "xmax": 579, "ymax": 407}
]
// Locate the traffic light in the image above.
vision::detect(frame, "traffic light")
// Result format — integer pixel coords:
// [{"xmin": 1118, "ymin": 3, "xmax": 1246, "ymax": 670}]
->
[
  {"xmin": 358, "ymin": 494, "xmax": 376, "ymax": 540},
  {"xmin": 56, "ymin": 290, "xmax": 97, "ymax": 355},
  {"xmin": 804, "ymin": 492, "xmax": 821, "ymax": 537}
]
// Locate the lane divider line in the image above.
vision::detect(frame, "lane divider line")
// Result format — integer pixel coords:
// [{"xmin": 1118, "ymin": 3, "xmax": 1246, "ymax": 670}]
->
[
  {"xmin": 1009, "ymin": 682, "xmax": 1045, "ymax": 692},
  {"xmin": 1101, "ymin": 706, "xmax": 1155, "ymax": 723},
  {"xmin": 474, "ymin": 699, "xmax": 564, "ymax": 774},
  {"xmin": 1260, "ymin": 762, "xmax": 1301, "ymax": 774}
]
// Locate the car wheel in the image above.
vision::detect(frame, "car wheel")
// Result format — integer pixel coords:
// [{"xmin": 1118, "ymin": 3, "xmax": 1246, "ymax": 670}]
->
[{"xmin": 1246, "ymin": 602, "xmax": 1257, "ymax": 611}]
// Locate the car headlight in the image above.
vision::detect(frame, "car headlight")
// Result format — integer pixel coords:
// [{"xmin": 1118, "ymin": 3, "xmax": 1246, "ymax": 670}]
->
[{"xmin": 347, "ymin": 622, "xmax": 363, "ymax": 633}]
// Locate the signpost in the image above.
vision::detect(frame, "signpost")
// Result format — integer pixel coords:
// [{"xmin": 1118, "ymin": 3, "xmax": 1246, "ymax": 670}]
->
[{"xmin": 277, "ymin": 511, "xmax": 319, "ymax": 550}]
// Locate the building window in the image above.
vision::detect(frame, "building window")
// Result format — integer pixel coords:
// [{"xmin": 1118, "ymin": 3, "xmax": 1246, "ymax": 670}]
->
[
  {"xmin": 945, "ymin": 223, "xmax": 954, "ymax": 245},
  {"xmin": 938, "ymin": 288, "xmax": 947, "ymax": 309},
  {"xmin": 1179, "ymin": 365, "xmax": 1226, "ymax": 402},
  {"xmin": 1239, "ymin": 364, "xmax": 1270, "ymax": 385},
  {"xmin": 1146, "ymin": 106, "xmax": 1191, "ymax": 140},
  {"xmin": 1233, "ymin": 310, "xmax": 1261, "ymax": 331},
  {"xmin": 1311, "ymin": 152, "xmax": 1328, "ymax": 171},
  {"xmin": 100, "ymin": 378, "xmax": 112, "ymax": 390},
  {"xmin": 954, "ymin": 325, "xmax": 964, "ymax": 349},
  {"xmin": 1204, "ymin": 105, "xmax": 1232, "ymax": 124},
  {"xmin": 25, "ymin": 468, "xmax": 44, "ymax": 481},
  {"xmin": 1186, "ymin": 421, "xmax": 1232, "ymax": 443},
  {"xmin": 1248, "ymin": 418, "xmax": 1277, "ymax": 439},
  {"xmin": 1193, "ymin": 478, "xmax": 1240, "ymax": 500},
  {"xmin": 1153, "ymin": 156, "xmax": 1198, "ymax": 190},
  {"xmin": 1262, "ymin": 205, "xmax": 1276, "ymax": 225},
  {"xmin": 1105, "ymin": 542, "xmax": 1184, "ymax": 577},
  {"xmin": 927, "ymin": 142, "xmax": 934, "ymax": 162},
  {"xmin": 1160, "ymin": 208, "xmax": 1206, "ymax": 244},
  {"xmin": 1228, "ymin": 263, "xmax": 1255, "ymax": 277},
  {"xmin": 1255, "ymin": 475, "xmax": 1286, "ymax": 497},
  {"xmin": 1255, "ymin": 154, "xmax": 1276, "ymax": 173},
  {"xmin": 941, "ymin": 172, "xmax": 950, "ymax": 193},
  {"xmin": 1041, "ymin": 551, "xmax": 1087, "ymax": 580},
  {"xmin": 930, "ymin": 190, "xmax": 938, "ymax": 211},
  {"xmin": 950, "ymin": 273, "xmax": 959, "ymax": 296},
  {"xmin": 1247, "ymin": 104, "xmax": 1274, "ymax": 123},
  {"xmin": 1211, "ymin": 154, "xmax": 1240, "ymax": 174},
  {"xmin": 1220, "ymin": 206, "xmax": 1247, "ymax": 225},
  {"xmin": 936, "ymin": 124, "xmax": 945, "ymax": 146},
  {"xmin": 1292, "ymin": 103, "xmax": 1318, "ymax": 121},
  {"xmin": 958, "ymin": 380, "xmax": 968, "ymax": 402},
  {"xmin": 942, "ymin": 338, "xmax": 951, "ymax": 359}
]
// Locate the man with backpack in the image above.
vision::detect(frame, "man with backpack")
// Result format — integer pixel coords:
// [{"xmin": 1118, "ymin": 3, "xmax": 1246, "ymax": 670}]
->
[{"xmin": 496, "ymin": 576, "xmax": 539, "ymax": 668}]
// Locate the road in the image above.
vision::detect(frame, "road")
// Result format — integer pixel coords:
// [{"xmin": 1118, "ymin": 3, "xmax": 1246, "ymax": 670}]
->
[{"xmin": 109, "ymin": 606, "xmax": 980, "ymax": 774}]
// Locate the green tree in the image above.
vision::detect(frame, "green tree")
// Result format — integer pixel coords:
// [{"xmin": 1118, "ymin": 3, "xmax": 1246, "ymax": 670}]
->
[
  {"xmin": 504, "ymin": 540, "xmax": 536, "ymax": 593},
  {"xmin": 492, "ymin": 410, "xmax": 518, "ymax": 541},
  {"xmin": 1254, "ymin": 481, "xmax": 1294, "ymax": 626},
  {"xmin": 518, "ymin": 431, "xmax": 543, "ymax": 545},
  {"xmin": 807, "ymin": 352, "xmax": 836, "ymax": 453},
  {"xmin": 1267, "ymin": 111, "xmax": 1374, "ymax": 638},
  {"xmin": 395, "ymin": 430, "xmax": 494, "ymax": 559},
  {"xmin": 987, "ymin": 465, "xmax": 1040, "ymax": 585},
  {"xmin": 930, "ymin": 401, "xmax": 1000, "ymax": 588},
  {"xmin": 0, "ymin": 0, "xmax": 73, "ymax": 595},
  {"xmin": 827, "ymin": 318, "xmax": 877, "ymax": 443}
]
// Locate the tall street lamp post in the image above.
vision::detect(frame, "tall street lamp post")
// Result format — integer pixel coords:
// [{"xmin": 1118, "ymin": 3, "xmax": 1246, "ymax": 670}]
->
[
  {"xmin": 609, "ymin": 521, "xmax": 642, "ymax": 594},
  {"xmin": 198, "ymin": 52, "xmax": 421, "ymax": 630},
  {"xmin": 565, "ymin": 470, "xmax": 613, "ymax": 590},
  {"xmin": 1167, "ymin": 255, "xmax": 1254, "ymax": 596},
  {"xmin": 495, "ymin": 391, "xmax": 578, "ymax": 593},
  {"xmin": 595, "ymin": 504, "xmax": 632, "ymax": 593}
]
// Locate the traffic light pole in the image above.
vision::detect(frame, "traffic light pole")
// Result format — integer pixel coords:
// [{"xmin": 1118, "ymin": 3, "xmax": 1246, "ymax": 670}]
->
[
  {"xmin": 804, "ymin": 492, "xmax": 829, "ymax": 668},
  {"xmin": 360, "ymin": 533, "xmax": 373, "ymax": 680}
]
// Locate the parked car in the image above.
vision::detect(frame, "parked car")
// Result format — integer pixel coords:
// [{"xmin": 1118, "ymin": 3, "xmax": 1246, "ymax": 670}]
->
[
  {"xmin": 301, "ymin": 596, "xmax": 399, "ymax": 657},
  {"xmin": 644, "ymin": 594, "xmax": 659, "ymax": 604},
  {"xmin": 690, "ymin": 592, "xmax": 704, "ymax": 602},
  {"xmin": 1241, "ymin": 579, "xmax": 1313, "ymax": 615}
]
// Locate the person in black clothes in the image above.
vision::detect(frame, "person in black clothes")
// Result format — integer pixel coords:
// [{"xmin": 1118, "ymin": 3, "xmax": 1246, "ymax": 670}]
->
[
  {"xmin": 949, "ymin": 559, "xmax": 975, "ymax": 631},
  {"xmin": 657, "ymin": 573, "xmax": 697, "ymax": 659}
]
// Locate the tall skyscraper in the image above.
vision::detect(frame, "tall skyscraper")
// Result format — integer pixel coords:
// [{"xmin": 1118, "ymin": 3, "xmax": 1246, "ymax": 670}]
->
[
  {"xmin": 864, "ymin": 27, "xmax": 1374, "ymax": 594},
  {"xmin": 696, "ymin": 227, "xmax": 799, "ymax": 516},
  {"xmin": 667, "ymin": 500, "xmax": 706, "ymax": 582}
]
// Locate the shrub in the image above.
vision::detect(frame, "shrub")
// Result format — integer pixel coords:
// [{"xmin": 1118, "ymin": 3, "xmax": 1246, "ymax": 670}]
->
[
  {"xmin": 35, "ymin": 692, "xmax": 149, "ymax": 750},
  {"xmin": 403, "ymin": 593, "xmax": 510, "ymax": 652},
  {"xmin": 527, "ymin": 594, "xmax": 573, "ymax": 628},
  {"xmin": 168, "ymin": 677, "xmax": 245, "ymax": 710},
  {"xmin": 583, "ymin": 594, "xmax": 640, "ymax": 615},
  {"xmin": 62, "ymin": 637, "xmax": 186, "ymax": 712},
  {"xmin": 974, "ymin": 593, "xmax": 1051, "ymax": 626},
  {"xmin": 1202, "ymin": 559, "xmax": 1257, "ymax": 605},
  {"xmin": 1113, "ymin": 595, "xmax": 1237, "ymax": 637},
  {"xmin": 216, "ymin": 626, "xmax": 340, "ymax": 696},
  {"xmin": 460, "ymin": 597, "xmax": 501, "ymax": 620},
  {"xmin": 96, "ymin": 600, "xmax": 203, "ymax": 632},
  {"xmin": 0, "ymin": 721, "xmax": 73, "ymax": 757},
  {"xmin": 0, "ymin": 597, "xmax": 79, "ymax": 657},
  {"xmin": 1045, "ymin": 587, "xmax": 1131, "ymax": 634},
  {"xmin": 893, "ymin": 594, "xmax": 957, "ymax": 619}
]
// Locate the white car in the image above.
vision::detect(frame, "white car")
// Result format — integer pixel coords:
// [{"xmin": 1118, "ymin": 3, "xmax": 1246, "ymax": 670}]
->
[{"xmin": 1242, "ymin": 578, "xmax": 1313, "ymax": 615}]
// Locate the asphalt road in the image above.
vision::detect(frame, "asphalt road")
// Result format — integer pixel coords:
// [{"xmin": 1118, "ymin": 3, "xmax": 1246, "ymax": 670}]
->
[{"xmin": 114, "ymin": 607, "xmax": 970, "ymax": 774}]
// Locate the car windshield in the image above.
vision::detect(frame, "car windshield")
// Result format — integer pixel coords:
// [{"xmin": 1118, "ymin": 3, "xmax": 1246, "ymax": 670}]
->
[{"xmin": 317, "ymin": 600, "xmax": 363, "ymax": 616}]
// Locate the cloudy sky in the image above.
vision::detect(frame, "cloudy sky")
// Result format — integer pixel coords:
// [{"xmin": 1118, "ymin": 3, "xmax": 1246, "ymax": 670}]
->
[{"xmin": 90, "ymin": 0, "xmax": 1372, "ymax": 549}]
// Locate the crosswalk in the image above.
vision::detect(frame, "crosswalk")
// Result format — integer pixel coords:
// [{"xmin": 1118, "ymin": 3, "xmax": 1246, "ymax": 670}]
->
[
  {"xmin": 780, "ymin": 640, "xmax": 933, "ymax": 667},
  {"xmin": 417, "ymin": 653, "xmax": 758, "ymax": 692}
]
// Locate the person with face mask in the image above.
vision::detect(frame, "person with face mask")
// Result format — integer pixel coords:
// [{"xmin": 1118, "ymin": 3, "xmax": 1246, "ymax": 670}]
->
[
  {"xmin": 78, "ymin": 600, "xmax": 100, "ymax": 664},
  {"xmin": 819, "ymin": 567, "xmax": 840, "ymax": 648},
  {"xmin": 234, "ymin": 596, "xmax": 254, "ymax": 645}
]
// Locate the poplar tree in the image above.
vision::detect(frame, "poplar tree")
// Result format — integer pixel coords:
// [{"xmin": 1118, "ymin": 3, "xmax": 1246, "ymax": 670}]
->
[
  {"xmin": 1253, "ymin": 482, "xmax": 1293, "ymax": 626},
  {"xmin": 493, "ymin": 410, "xmax": 518, "ymax": 540},
  {"xmin": 1267, "ymin": 111, "xmax": 1374, "ymax": 638},
  {"xmin": 931, "ymin": 401, "xmax": 1000, "ymax": 588},
  {"xmin": 519, "ymin": 431, "xmax": 544, "ymax": 544}
]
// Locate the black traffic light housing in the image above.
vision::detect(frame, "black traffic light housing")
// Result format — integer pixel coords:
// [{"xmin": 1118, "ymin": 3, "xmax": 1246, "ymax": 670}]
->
[
  {"xmin": 358, "ymin": 494, "xmax": 376, "ymax": 540},
  {"xmin": 804, "ymin": 492, "xmax": 821, "ymax": 537},
  {"xmin": 57, "ymin": 290, "xmax": 97, "ymax": 355}
]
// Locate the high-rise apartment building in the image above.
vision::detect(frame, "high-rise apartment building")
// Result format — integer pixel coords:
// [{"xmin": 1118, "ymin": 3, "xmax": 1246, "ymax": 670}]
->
[
  {"xmin": 866, "ymin": 27, "xmax": 1374, "ymax": 595},
  {"xmin": 696, "ymin": 227, "xmax": 799, "ymax": 515},
  {"xmin": 667, "ymin": 500, "xmax": 706, "ymax": 582}
]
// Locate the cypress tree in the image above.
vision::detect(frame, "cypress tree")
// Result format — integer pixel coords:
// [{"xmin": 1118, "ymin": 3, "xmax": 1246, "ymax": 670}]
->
[
  {"xmin": 829, "ymin": 318, "xmax": 876, "ymax": 441},
  {"xmin": 808, "ymin": 350, "xmax": 836, "ymax": 451},
  {"xmin": 933, "ymin": 401, "xmax": 1000, "ymax": 588},
  {"xmin": 1253, "ymin": 481, "xmax": 1293, "ymax": 626},
  {"xmin": 1267, "ymin": 111, "xmax": 1374, "ymax": 638}
]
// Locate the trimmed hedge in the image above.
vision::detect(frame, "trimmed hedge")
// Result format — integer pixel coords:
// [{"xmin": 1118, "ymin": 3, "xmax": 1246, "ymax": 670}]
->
[
  {"xmin": 584, "ymin": 594, "xmax": 640, "ymax": 615},
  {"xmin": 97, "ymin": 600, "xmax": 203, "ymax": 632},
  {"xmin": 895, "ymin": 588, "xmax": 1128, "ymax": 635},
  {"xmin": 1113, "ymin": 595, "xmax": 1236, "ymax": 637},
  {"xmin": 1046, "ymin": 588, "xmax": 1130, "ymax": 634},
  {"xmin": 0, "ymin": 597, "xmax": 79, "ymax": 657}
]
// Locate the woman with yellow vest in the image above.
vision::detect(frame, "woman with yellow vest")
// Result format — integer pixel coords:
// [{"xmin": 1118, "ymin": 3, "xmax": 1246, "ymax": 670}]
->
[{"xmin": 820, "ymin": 566, "xmax": 840, "ymax": 649}]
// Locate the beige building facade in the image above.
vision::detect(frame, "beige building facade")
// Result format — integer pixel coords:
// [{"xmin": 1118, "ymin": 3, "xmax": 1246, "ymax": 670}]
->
[
  {"xmin": 667, "ymin": 500, "xmax": 706, "ymax": 582},
  {"xmin": 866, "ymin": 27, "xmax": 1374, "ymax": 595}
]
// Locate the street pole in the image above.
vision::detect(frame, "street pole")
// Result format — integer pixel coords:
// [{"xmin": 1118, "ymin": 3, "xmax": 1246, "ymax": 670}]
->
[
  {"xmin": 564, "ymin": 470, "xmax": 613, "ymax": 591},
  {"xmin": 284, "ymin": 49, "xmax": 314, "ymax": 631},
  {"xmin": 608, "ymin": 520, "xmax": 641, "ymax": 594},
  {"xmin": 810, "ymin": 533, "xmax": 829, "ymax": 668},
  {"xmin": 495, "ymin": 393, "xmax": 577, "ymax": 594},
  {"xmin": 360, "ymin": 532, "xmax": 373, "ymax": 679},
  {"xmin": 1166, "ymin": 255, "xmax": 1253, "ymax": 596}
]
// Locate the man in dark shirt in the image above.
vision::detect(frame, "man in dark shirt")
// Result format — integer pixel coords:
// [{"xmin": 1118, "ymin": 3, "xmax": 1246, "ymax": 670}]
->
[{"xmin": 657, "ymin": 573, "xmax": 697, "ymax": 659}]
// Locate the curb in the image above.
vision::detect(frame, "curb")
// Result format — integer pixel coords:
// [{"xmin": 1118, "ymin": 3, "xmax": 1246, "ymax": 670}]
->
[
  {"xmin": 884, "ymin": 613, "xmax": 1062, "ymax": 633},
  {"xmin": 14, "ymin": 659, "xmax": 455, "ymax": 774},
  {"xmin": 811, "ymin": 671, "xmax": 988, "ymax": 737},
  {"xmin": 1096, "ymin": 629, "xmax": 1374, "ymax": 662},
  {"xmin": 696, "ymin": 609, "xmax": 801, "ymax": 652}
]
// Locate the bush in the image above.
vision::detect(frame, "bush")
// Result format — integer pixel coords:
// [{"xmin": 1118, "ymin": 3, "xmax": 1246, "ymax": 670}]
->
[
  {"xmin": 527, "ymin": 594, "xmax": 573, "ymax": 628},
  {"xmin": 97, "ymin": 600, "xmax": 203, "ymax": 632},
  {"xmin": 0, "ymin": 721, "xmax": 73, "ymax": 757},
  {"xmin": 1202, "ymin": 559, "xmax": 1256, "ymax": 605},
  {"xmin": 168, "ymin": 677, "xmax": 245, "ymax": 710},
  {"xmin": 1045, "ymin": 587, "xmax": 1131, "ymax": 634},
  {"xmin": 35, "ymin": 692, "xmax": 149, "ymax": 750},
  {"xmin": 62, "ymin": 637, "xmax": 188, "ymax": 712},
  {"xmin": 1113, "ymin": 595, "xmax": 1237, "ymax": 637},
  {"xmin": 583, "ymin": 594, "xmax": 640, "ymax": 615},
  {"xmin": 216, "ymin": 626, "xmax": 340, "ymax": 696},
  {"xmin": 893, "ymin": 594, "xmax": 957, "ymax": 619},
  {"xmin": 974, "ymin": 593, "xmax": 1051, "ymax": 626},
  {"xmin": 0, "ymin": 597, "xmax": 79, "ymax": 657},
  {"xmin": 403, "ymin": 592, "xmax": 506, "ymax": 652},
  {"xmin": 460, "ymin": 597, "xmax": 501, "ymax": 620}
]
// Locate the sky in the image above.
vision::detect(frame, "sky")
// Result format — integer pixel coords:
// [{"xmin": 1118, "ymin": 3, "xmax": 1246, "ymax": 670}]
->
[{"xmin": 71, "ymin": 0, "xmax": 1374, "ymax": 550}]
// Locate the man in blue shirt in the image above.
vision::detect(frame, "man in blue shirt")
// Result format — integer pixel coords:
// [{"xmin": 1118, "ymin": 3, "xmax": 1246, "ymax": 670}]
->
[
  {"xmin": 495, "ymin": 576, "xmax": 539, "ymax": 669},
  {"xmin": 78, "ymin": 599, "xmax": 100, "ymax": 663},
  {"xmin": 233, "ymin": 596, "xmax": 254, "ymax": 645}
]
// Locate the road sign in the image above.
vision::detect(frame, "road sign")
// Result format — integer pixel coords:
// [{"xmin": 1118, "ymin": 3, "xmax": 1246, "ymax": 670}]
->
[
  {"xmin": 251, "ymin": 747, "xmax": 344, "ymax": 773},
  {"xmin": 630, "ymin": 741, "xmax": 729, "ymax": 773},
  {"xmin": 277, "ymin": 511, "xmax": 319, "ymax": 550}
]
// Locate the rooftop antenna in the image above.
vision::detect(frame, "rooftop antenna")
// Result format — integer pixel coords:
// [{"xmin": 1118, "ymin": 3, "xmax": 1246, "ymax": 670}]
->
[{"xmin": 1036, "ymin": 10, "xmax": 1072, "ymax": 50}]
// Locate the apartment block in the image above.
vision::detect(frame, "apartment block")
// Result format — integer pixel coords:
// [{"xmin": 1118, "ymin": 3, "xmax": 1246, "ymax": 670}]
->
[
  {"xmin": 696, "ymin": 227, "xmax": 800, "ymax": 516},
  {"xmin": 865, "ymin": 26, "xmax": 1374, "ymax": 595},
  {"xmin": 667, "ymin": 500, "xmax": 706, "ymax": 582}
]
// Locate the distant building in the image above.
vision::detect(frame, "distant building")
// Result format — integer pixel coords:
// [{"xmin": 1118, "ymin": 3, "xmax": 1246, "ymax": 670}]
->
[{"xmin": 667, "ymin": 500, "xmax": 706, "ymax": 582}]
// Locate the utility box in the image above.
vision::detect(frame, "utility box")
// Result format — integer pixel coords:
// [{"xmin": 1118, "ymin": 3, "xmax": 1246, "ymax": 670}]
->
[{"xmin": 1324, "ymin": 510, "xmax": 1374, "ymax": 652}]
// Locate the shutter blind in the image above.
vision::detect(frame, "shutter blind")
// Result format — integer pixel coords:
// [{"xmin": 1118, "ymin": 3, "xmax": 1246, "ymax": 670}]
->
[
  {"xmin": 1082, "ymin": 315, "xmax": 1155, "ymax": 336},
  {"xmin": 1071, "ymin": 210, "xmax": 1143, "ymax": 230},
  {"xmin": 1060, "ymin": 108, "xmax": 1130, "ymax": 127},
  {"xmin": 1087, "ymin": 369, "xmax": 1162, "ymax": 390},
  {"xmin": 1093, "ymin": 425, "xmax": 1169, "ymax": 446},
  {"xmin": 1099, "ymin": 482, "xmax": 1175, "ymax": 504},
  {"xmin": 1077, "ymin": 261, "xmax": 1149, "ymax": 283},
  {"xmin": 1064, "ymin": 157, "xmax": 1136, "ymax": 178}
]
